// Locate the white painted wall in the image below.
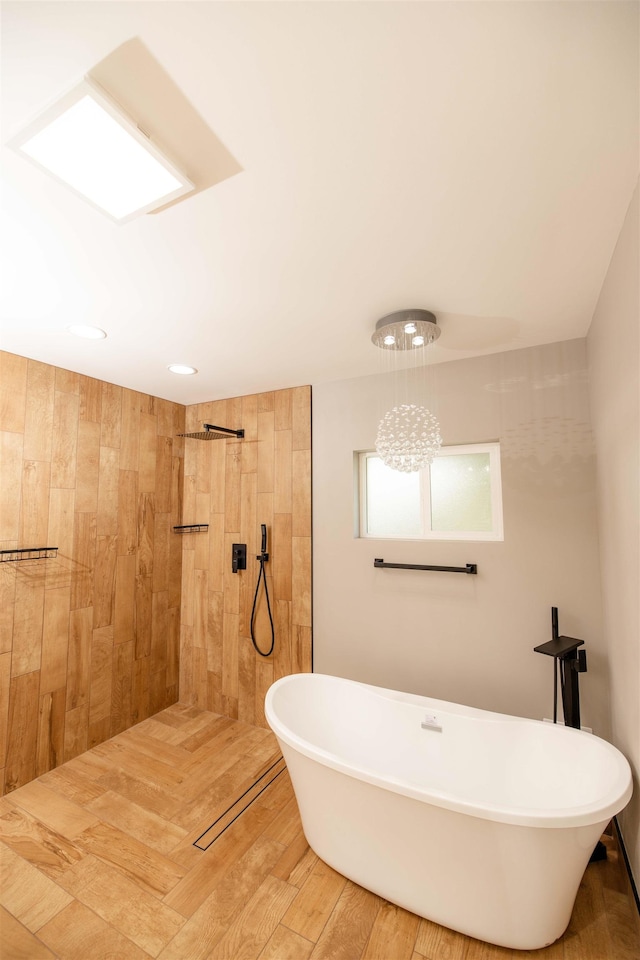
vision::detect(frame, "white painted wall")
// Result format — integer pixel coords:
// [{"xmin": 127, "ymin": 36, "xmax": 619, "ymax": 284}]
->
[
  {"xmin": 587, "ymin": 181, "xmax": 639, "ymax": 888},
  {"xmin": 313, "ymin": 339, "xmax": 608, "ymax": 735}
]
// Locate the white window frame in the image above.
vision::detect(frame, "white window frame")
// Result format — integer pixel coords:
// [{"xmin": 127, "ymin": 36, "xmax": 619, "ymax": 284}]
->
[{"xmin": 359, "ymin": 442, "xmax": 503, "ymax": 542}]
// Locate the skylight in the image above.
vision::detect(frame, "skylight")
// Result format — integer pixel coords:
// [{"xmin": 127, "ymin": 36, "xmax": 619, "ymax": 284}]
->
[{"xmin": 9, "ymin": 79, "xmax": 194, "ymax": 223}]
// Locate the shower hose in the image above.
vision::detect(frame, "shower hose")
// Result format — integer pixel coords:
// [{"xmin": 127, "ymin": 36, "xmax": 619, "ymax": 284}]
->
[{"xmin": 250, "ymin": 552, "xmax": 275, "ymax": 657}]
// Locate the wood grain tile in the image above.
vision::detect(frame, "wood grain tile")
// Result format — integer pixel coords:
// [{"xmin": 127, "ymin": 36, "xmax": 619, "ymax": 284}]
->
[
  {"xmin": 76, "ymin": 820, "xmax": 184, "ymax": 897},
  {"xmin": 89, "ymin": 625, "xmax": 114, "ymax": 725},
  {"xmin": 0, "ymin": 653, "xmax": 11, "ymax": 763},
  {"xmin": 37, "ymin": 898, "xmax": 151, "ymax": 960},
  {"xmin": 19, "ymin": 458, "xmax": 50, "ymax": 556},
  {"xmin": 79, "ymin": 374, "xmax": 102, "ymax": 424},
  {"xmin": 139, "ymin": 412, "xmax": 158, "ymax": 492},
  {"xmin": 0, "ymin": 904, "xmax": 57, "ymax": 959},
  {"xmin": 282, "ymin": 855, "xmax": 347, "ymax": 943},
  {"xmin": 36, "ymin": 687, "xmax": 65, "ymax": 777},
  {"xmin": 157, "ymin": 836, "xmax": 285, "ymax": 960},
  {"xmin": 259, "ymin": 923, "xmax": 314, "ymax": 960},
  {"xmin": 86, "ymin": 788, "xmax": 187, "ymax": 855},
  {"xmin": 0, "ymin": 801, "xmax": 84, "ymax": 879},
  {"xmin": 0, "ymin": 842, "xmax": 73, "ymax": 931},
  {"xmin": 40, "ymin": 586, "xmax": 70, "ymax": 695},
  {"xmin": 415, "ymin": 917, "xmax": 471, "ymax": 960},
  {"xmin": 63, "ymin": 702, "xmax": 89, "ymax": 763},
  {"xmin": 75, "ymin": 419, "xmax": 100, "ymax": 513},
  {"xmin": 0, "ymin": 352, "xmax": 27, "ymax": 433},
  {"xmin": 292, "ymin": 537, "xmax": 312, "ymax": 629},
  {"xmin": 5, "ymin": 672, "xmax": 40, "ymax": 792},
  {"xmin": 292, "ymin": 448, "xmax": 311, "ymax": 538},
  {"xmin": 100, "ymin": 382, "xmax": 122, "ymax": 450},
  {"xmin": 274, "ymin": 429, "xmax": 292, "ymax": 514},
  {"xmin": 54, "ymin": 367, "xmax": 79, "ymax": 396},
  {"xmin": 47, "ymin": 486, "xmax": 75, "ymax": 563},
  {"xmin": 115, "ymin": 553, "xmax": 136, "ymax": 644},
  {"xmin": 207, "ymin": 873, "xmax": 299, "ymax": 960},
  {"xmin": 118, "ymin": 468, "xmax": 138, "ymax": 556},
  {"xmin": 66, "ymin": 605, "xmax": 92, "ymax": 710},
  {"xmin": 309, "ymin": 881, "xmax": 382, "ymax": 960},
  {"xmin": 363, "ymin": 901, "xmax": 421, "ymax": 960},
  {"xmin": 23, "ymin": 360, "xmax": 54, "ymax": 462},
  {"xmin": 0, "ymin": 567, "xmax": 16, "ymax": 658},
  {"xmin": 60, "ymin": 854, "xmax": 185, "ymax": 956},
  {"xmin": 97, "ymin": 444, "xmax": 120, "ymax": 535},
  {"xmin": 292, "ymin": 386, "xmax": 311, "ymax": 451},
  {"xmin": 119, "ymin": 390, "xmax": 141, "ymax": 472},
  {"xmin": 9, "ymin": 778, "xmax": 99, "ymax": 841},
  {"xmin": 51, "ymin": 390, "xmax": 79, "ymax": 489},
  {"xmin": 11, "ymin": 575, "xmax": 44, "ymax": 677},
  {"xmin": 70, "ymin": 510, "xmax": 96, "ymax": 610},
  {"xmin": 0, "ymin": 430, "xmax": 23, "ymax": 541}
]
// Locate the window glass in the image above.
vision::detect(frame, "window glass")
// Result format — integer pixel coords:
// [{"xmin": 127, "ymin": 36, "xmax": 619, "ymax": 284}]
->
[
  {"xmin": 430, "ymin": 452, "xmax": 492, "ymax": 532},
  {"xmin": 365, "ymin": 456, "xmax": 421, "ymax": 538},
  {"xmin": 359, "ymin": 443, "xmax": 503, "ymax": 541}
]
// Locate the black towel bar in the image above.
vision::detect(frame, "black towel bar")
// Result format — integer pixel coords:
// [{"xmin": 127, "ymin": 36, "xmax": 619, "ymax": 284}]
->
[{"xmin": 374, "ymin": 558, "xmax": 477, "ymax": 575}]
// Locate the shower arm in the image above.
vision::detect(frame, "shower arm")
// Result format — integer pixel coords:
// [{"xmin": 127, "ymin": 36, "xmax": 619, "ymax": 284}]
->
[
  {"xmin": 177, "ymin": 423, "xmax": 245, "ymax": 440},
  {"xmin": 203, "ymin": 424, "xmax": 244, "ymax": 437}
]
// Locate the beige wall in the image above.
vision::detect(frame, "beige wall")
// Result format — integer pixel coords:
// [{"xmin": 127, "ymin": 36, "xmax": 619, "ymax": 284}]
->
[
  {"xmin": 587, "ymin": 181, "xmax": 639, "ymax": 888},
  {"xmin": 0, "ymin": 353, "xmax": 184, "ymax": 794},
  {"xmin": 313, "ymin": 339, "xmax": 607, "ymax": 733},
  {"xmin": 179, "ymin": 387, "xmax": 312, "ymax": 726}
]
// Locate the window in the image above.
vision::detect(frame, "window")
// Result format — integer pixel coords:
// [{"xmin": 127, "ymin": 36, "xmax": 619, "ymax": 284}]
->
[{"xmin": 359, "ymin": 442, "xmax": 503, "ymax": 541}]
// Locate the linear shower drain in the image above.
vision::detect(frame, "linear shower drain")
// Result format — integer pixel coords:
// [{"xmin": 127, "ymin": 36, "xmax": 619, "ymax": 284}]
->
[{"xmin": 193, "ymin": 755, "xmax": 286, "ymax": 850}]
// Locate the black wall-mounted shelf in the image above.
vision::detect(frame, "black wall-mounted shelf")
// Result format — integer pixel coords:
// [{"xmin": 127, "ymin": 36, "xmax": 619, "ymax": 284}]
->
[
  {"xmin": 173, "ymin": 524, "xmax": 209, "ymax": 534},
  {"xmin": 0, "ymin": 547, "xmax": 58, "ymax": 563},
  {"xmin": 374, "ymin": 558, "xmax": 477, "ymax": 575}
]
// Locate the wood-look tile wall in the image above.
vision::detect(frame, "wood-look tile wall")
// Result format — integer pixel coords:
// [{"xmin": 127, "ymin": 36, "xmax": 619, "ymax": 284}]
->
[
  {"xmin": 0, "ymin": 351, "xmax": 185, "ymax": 795},
  {"xmin": 180, "ymin": 387, "xmax": 312, "ymax": 725}
]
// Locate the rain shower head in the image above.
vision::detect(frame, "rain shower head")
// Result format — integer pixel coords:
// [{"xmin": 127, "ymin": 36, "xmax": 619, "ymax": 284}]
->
[{"xmin": 177, "ymin": 423, "xmax": 245, "ymax": 440}]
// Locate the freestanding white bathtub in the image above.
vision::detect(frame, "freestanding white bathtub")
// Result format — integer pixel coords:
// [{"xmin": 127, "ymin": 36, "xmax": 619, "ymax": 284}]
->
[{"xmin": 265, "ymin": 673, "xmax": 632, "ymax": 951}]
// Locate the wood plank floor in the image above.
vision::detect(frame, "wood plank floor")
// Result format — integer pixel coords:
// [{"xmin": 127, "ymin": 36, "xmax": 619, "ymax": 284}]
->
[{"xmin": 1, "ymin": 703, "xmax": 638, "ymax": 960}]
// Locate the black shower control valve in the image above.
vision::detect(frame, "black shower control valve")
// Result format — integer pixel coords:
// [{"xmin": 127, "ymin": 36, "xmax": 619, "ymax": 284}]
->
[
  {"xmin": 232, "ymin": 543, "xmax": 247, "ymax": 573},
  {"xmin": 573, "ymin": 650, "xmax": 587, "ymax": 673}
]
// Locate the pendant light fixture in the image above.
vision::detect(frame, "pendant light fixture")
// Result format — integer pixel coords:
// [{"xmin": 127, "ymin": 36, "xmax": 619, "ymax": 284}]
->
[{"xmin": 372, "ymin": 309, "xmax": 442, "ymax": 473}]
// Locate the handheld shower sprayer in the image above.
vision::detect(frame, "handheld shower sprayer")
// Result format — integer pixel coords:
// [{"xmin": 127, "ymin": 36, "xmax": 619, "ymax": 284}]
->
[
  {"xmin": 250, "ymin": 524, "xmax": 275, "ymax": 657},
  {"xmin": 260, "ymin": 524, "xmax": 268, "ymax": 561}
]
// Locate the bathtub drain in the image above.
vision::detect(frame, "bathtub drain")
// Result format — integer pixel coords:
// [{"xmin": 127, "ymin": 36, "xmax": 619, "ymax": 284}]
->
[{"xmin": 192, "ymin": 755, "xmax": 286, "ymax": 850}]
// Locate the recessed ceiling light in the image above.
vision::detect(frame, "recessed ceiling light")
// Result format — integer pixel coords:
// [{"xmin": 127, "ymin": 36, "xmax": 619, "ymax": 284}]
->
[
  {"xmin": 9, "ymin": 78, "xmax": 194, "ymax": 224},
  {"xmin": 168, "ymin": 363, "xmax": 198, "ymax": 375},
  {"xmin": 67, "ymin": 324, "xmax": 107, "ymax": 340}
]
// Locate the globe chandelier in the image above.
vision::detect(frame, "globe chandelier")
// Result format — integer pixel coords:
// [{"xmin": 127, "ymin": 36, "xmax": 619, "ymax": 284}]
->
[{"xmin": 372, "ymin": 309, "xmax": 442, "ymax": 473}]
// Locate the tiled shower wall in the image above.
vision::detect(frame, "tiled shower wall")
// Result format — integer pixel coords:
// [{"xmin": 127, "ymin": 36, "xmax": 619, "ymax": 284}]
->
[
  {"xmin": 0, "ymin": 352, "xmax": 185, "ymax": 795},
  {"xmin": 179, "ymin": 387, "xmax": 312, "ymax": 725}
]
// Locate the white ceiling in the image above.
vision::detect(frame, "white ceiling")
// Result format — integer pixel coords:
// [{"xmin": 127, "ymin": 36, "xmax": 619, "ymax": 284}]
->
[{"xmin": 1, "ymin": 1, "xmax": 638, "ymax": 404}]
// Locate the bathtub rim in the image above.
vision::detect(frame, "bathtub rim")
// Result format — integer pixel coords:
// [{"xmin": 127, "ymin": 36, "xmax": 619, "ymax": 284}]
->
[{"xmin": 265, "ymin": 672, "xmax": 633, "ymax": 830}]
